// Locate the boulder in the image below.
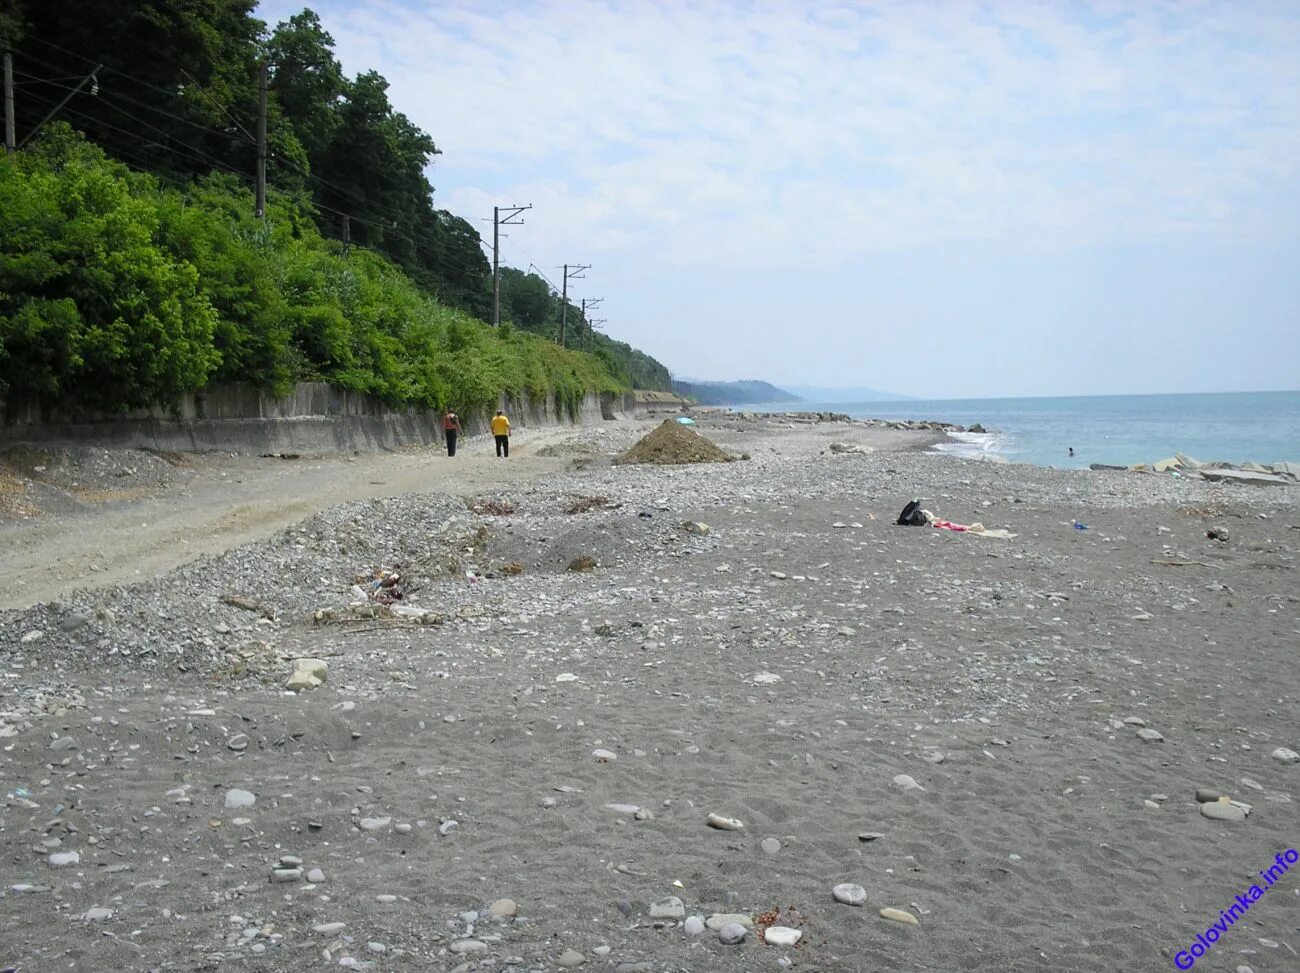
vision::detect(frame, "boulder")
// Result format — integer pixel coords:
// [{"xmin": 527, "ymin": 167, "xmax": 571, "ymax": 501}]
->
[{"xmin": 286, "ymin": 657, "xmax": 328, "ymax": 691}]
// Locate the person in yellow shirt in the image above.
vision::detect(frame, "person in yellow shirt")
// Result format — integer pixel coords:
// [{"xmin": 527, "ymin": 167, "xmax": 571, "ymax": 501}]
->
[{"xmin": 491, "ymin": 410, "xmax": 511, "ymax": 458}]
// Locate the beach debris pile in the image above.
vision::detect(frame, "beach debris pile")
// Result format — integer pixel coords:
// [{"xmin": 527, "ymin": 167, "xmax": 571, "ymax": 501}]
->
[
  {"xmin": 1100, "ymin": 453, "xmax": 1298, "ymax": 485},
  {"xmin": 615, "ymin": 419, "xmax": 735, "ymax": 466},
  {"xmin": 351, "ymin": 566, "xmax": 407, "ymax": 603}
]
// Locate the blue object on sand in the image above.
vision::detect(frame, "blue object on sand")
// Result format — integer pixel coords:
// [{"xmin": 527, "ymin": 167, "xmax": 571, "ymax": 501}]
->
[
  {"xmin": 1072, "ymin": 520, "xmax": 1088, "ymax": 530},
  {"xmin": 676, "ymin": 416, "xmax": 696, "ymax": 425}
]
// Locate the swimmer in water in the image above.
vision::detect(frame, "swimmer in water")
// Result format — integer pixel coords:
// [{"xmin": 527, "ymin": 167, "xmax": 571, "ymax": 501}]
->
[{"xmin": 1068, "ymin": 447, "xmax": 1075, "ymax": 457}]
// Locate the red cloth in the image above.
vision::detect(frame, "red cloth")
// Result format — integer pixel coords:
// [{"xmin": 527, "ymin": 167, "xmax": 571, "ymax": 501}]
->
[{"xmin": 931, "ymin": 520, "xmax": 969, "ymax": 532}]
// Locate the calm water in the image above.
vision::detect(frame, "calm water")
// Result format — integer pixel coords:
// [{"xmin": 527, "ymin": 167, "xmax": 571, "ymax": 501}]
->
[{"xmin": 744, "ymin": 391, "xmax": 1300, "ymax": 469}]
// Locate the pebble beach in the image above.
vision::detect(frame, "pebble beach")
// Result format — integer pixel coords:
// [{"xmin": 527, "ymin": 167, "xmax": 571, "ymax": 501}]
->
[{"xmin": 1, "ymin": 412, "xmax": 1297, "ymax": 972}]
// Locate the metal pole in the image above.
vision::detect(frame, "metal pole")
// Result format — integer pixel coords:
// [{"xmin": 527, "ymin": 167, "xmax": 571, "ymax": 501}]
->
[
  {"xmin": 3, "ymin": 53, "xmax": 15, "ymax": 154},
  {"xmin": 560, "ymin": 264, "xmax": 568, "ymax": 346},
  {"xmin": 492, "ymin": 206, "xmax": 500, "ymax": 326}
]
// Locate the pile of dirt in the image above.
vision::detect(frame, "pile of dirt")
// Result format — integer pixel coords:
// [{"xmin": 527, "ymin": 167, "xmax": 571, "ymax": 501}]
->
[{"xmin": 614, "ymin": 419, "xmax": 735, "ymax": 466}]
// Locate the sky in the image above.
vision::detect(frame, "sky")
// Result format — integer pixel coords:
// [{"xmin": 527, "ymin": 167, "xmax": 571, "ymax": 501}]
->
[{"xmin": 253, "ymin": 0, "xmax": 1300, "ymax": 399}]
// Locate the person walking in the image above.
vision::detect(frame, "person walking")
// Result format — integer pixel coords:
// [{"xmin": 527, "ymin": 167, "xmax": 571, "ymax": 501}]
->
[
  {"xmin": 491, "ymin": 409, "xmax": 511, "ymax": 458},
  {"xmin": 442, "ymin": 409, "xmax": 462, "ymax": 457}
]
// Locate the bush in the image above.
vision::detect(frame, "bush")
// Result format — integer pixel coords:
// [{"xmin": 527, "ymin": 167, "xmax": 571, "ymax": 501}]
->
[{"xmin": 1, "ymin": 127, "xmax": 624, "ymax": 419}]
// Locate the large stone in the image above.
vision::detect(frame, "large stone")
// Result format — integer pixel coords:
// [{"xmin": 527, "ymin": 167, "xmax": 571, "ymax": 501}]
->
[
  {"xmin": 285, "ymin": 657, "xmax": 328, "ymax": 691},
  {"xmin": 649, "ymin": 896, "xmax": 685, "ymax": 918},
  {"xmin": 1200, "ymin": 802, "xmax": 1246, "ymax": 823},
  {"xmin": 224, "ymin": 789, "xmax": 256, "ymax": 809},
  {"xmin": 705, "ymin": 913, "xmax": 754, "ymax": 931},
  {"xmin": 880, "ymin": 907, "xmax": 919, "ymax": 925},
  {"xmin": 489, "ymin": 898, "xmax": 518, "ymax": 918},
  {"xmin": 764, "ymin": 926, "xmax": 802, "ymax": 946},
  {"xmin": 833, "ymin": 883, "xmax": 867, "ymax": 906}
]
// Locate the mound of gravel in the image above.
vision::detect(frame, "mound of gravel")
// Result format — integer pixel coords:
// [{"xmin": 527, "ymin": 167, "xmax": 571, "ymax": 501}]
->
[{"xmin": 615, "ymin": 420, "xmax": 735, "ymax": 466}]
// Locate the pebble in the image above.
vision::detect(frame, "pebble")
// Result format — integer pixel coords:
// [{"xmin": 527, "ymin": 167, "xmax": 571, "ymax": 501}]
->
[
  {"xmin": 683, "ymin": 915, "xmax": 705, "ymax": 936},
  {"xmin": 1200, "ymin": 802, "xmax": 1246, "ymax": 823},
  {"xmin": 706, "ymin": 812, "xmax": 744, "ymax": 830},
  {"xmin": 306, "ymin": 868, "xmax": 326, "ymax": 883},
  {"xmin": 764, "ymin": 926, "xmax": 802, "ymax": 946},
  {"xmin": 83, "ymin": 907, "xmax": 113, "ymax": 921},
  {"xmin": 227, "ymin": 734, "xmax": 249, "ymax": 751},
  {"xmin": 438, "ymin": 819, "xmax": 459, "ymax": 836},
  {"xmin": 224, "ymin": 788, "xmax": 256, "ymax": 809},
  {"xmin": 893, "ymin": 774, "xmax": 924, "ymax": 791},
  {"xmin": 1272, "ymin": 747, "xmax": 1299, "ymax": 764},
  {"xmin": 358, "ymin": 816, "xmax": 391, "ymax": 831},
  {"xmin": 488, "ymin": 898, "xmax": 518, "ymax": 918},
  {"xmin": 449, "ymin": 940, "xmax": 488, "ymax": 954},
  {"xmin": 752, "ymin": 671, "xmax": 782, "ymax": 684},
  {"xmin": 761, "ymin": 837, "xmax": 781, "ymax": 854},
  {"xmin": 366, "ymin": 942, "xmax": 386, "ymax": 954},
  {"xmin": 649, "ymin": 896, "xmax": 685, "ymax": 918},
  {"xmin": 313, "ymin": 922, "xmax": 346, "ymax": 934},
  {"xmin": 49, "ymin": 737, "xmax": 77, "ymax": 751},
  {"xmin": 833, "ymin": 883, "xmax": 867, "ymax": 906},
  {"xmin": 375, "ymin": 894, "xmax": 397, "ymax": 904},
  {"xmin": 858, "ymin": 832, "xmax": 885, "ymax": 842},
  {"xmin": 557, "ymin": 948, "xmax": 586, "ymax": 967},
  {"xmin": 880, "ymin": 907, "xmax": 920, "ymax": 925},
  {"xmin": 48, "ymin": 851, "xmax": 80, "ymax": 868},
  {"xmin": 705, "ymin": 913, "xmax": 753, "ymax": 930},
  {"xmin": 1136, "ymin": 728, "xmax": 1164, "ymax": 743},
  {"xmin": 592, "ymin": 748, "xmax": 617, "ymax": 762},
  {"xmin": 718, "ymin": 923, "xmax": 747, "ymax": 945},
  {"xmin": 1195, "ymin": 788, "xmax": 1225, "ymax": 804},
  {"xmin": 270, "ymin": 868, "xmax": 302, "ymax": 883}
]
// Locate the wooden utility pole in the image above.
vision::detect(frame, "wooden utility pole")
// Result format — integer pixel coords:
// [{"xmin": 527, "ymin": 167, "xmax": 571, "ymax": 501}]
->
[
  {"xmin": 491, "ymin": 204, "xmax": 531, "ymax": 326},
  {"xmin": 341, "ymin": 214, "xmax": 351, "ymax": 257},
  {"xmin": 559, "ymin": 263, "xmax": 590, "ymax": 347},
  {"xmin": 3, "ymin": 53, "xmax": 14, "ymax": 154},
  {"xmin": 255, "ymin": 62, "xmax": 267, "ymax": 218}
]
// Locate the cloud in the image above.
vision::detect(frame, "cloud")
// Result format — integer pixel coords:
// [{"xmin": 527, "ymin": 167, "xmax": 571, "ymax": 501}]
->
[{"xmin": 254, "ymin": 0, "xmax": 1300, "ymax": 394}]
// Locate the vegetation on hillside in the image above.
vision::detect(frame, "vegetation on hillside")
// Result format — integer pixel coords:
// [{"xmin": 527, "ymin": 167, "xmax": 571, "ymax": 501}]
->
[
  {"xmin": 672, "ymin": 379, "xmax": 801, "ymax": 406},
  {"xmin": 0, "ymin": 132, "xmax": 618, "ymax": 419},
  {"xmin": 0, "ymin": 0, "xmax": 672, "ymax": 412}
]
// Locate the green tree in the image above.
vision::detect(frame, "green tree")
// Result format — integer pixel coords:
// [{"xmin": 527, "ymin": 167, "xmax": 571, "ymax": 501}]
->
[{"xmin": 0, "ymin": 130, "xmax": 220, "ymax": 413}]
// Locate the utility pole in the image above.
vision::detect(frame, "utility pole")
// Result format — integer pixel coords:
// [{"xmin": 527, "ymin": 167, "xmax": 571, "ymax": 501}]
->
[
  {"xmin": 3, "ymin": 53, "xmax": 14, "ymax": 154},
  {"xmin": 17, "ymin": 62, "xmax": 101, "ymax": 150},
  {"xmin": 587, "ymin": 318, "xmax": 607, "ymax": 352},
  {"xmin": 491, "ymin": 204, "xmax": 531, "ymax": 326},
  {"xmin": 341, "ymin": 214, "xmax": 350, "ymax": 257},
  {"xmin": 580, "ymin": 297, "xmax": 603, "ymax": 352},
  {"xmin": 559, "ymin": 263, "xmax": 590, "ymax": 347},
  {"xmin": 255, "ymin": 62, "xmax": 267, "ymax": 218}
]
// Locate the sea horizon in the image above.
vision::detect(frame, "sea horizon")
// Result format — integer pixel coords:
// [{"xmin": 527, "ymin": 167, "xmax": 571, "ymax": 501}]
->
[{"xmin": 735, "ymin": 389, "xmax": 1300, "ymax": 470}]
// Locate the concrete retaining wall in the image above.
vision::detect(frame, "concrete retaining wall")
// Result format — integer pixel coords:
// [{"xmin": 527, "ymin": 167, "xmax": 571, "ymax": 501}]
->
[{"xmin": 0, "ymin": 383, "xmax": 652, "ymax": 454}]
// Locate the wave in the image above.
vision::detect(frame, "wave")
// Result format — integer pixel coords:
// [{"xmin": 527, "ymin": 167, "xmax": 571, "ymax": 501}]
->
[{"xmin": 932, "ymin": 430, "xmax": 1011, "ymax": 462}]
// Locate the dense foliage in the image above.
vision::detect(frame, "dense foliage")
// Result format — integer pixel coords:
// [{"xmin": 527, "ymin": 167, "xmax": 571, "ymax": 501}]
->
[
  {"xmin": 1, "ymin": 0, "xmax": 672, "ymax": 403},
  {"xmin": 0, "ymin": 133, "xmax": 619, "ymax": 418}
]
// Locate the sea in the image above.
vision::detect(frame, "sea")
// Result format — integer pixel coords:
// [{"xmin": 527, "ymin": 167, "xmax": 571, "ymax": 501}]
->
[{"xmin": 739, "ymin": 390, "xmax": 1300, "ymax": 470}]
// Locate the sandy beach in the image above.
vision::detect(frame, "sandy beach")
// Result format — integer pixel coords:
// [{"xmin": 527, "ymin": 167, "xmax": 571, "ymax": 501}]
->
[{"xmin": 1, "ymin": 413, "xmax": 1297, "ymax": 973}]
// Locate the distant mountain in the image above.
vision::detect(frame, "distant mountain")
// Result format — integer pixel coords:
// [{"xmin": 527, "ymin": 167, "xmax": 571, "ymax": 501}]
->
[
  {"xmin": 671, "ymin": 378, "xmax": 802, "ymax": 406},
  {"xmin": 781, "ymin": 384, "xmax": 913, "ymax": 403}
]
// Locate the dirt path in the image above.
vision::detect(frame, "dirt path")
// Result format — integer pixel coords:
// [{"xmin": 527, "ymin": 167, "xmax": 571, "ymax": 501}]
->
[{"xmin": 0, "ymin": 426, "xmax": 617, "ymax": 611}]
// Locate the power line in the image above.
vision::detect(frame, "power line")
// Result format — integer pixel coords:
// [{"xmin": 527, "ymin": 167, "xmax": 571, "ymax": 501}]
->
[{"xmin": 14, "ymin": 53, "xmax": 255, "ymax": 147}]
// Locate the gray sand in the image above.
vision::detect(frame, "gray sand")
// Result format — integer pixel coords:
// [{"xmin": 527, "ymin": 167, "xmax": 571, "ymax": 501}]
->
[{"xmin": 1, "ymin": 413, "xmax": 1297, "ymax": 972}]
